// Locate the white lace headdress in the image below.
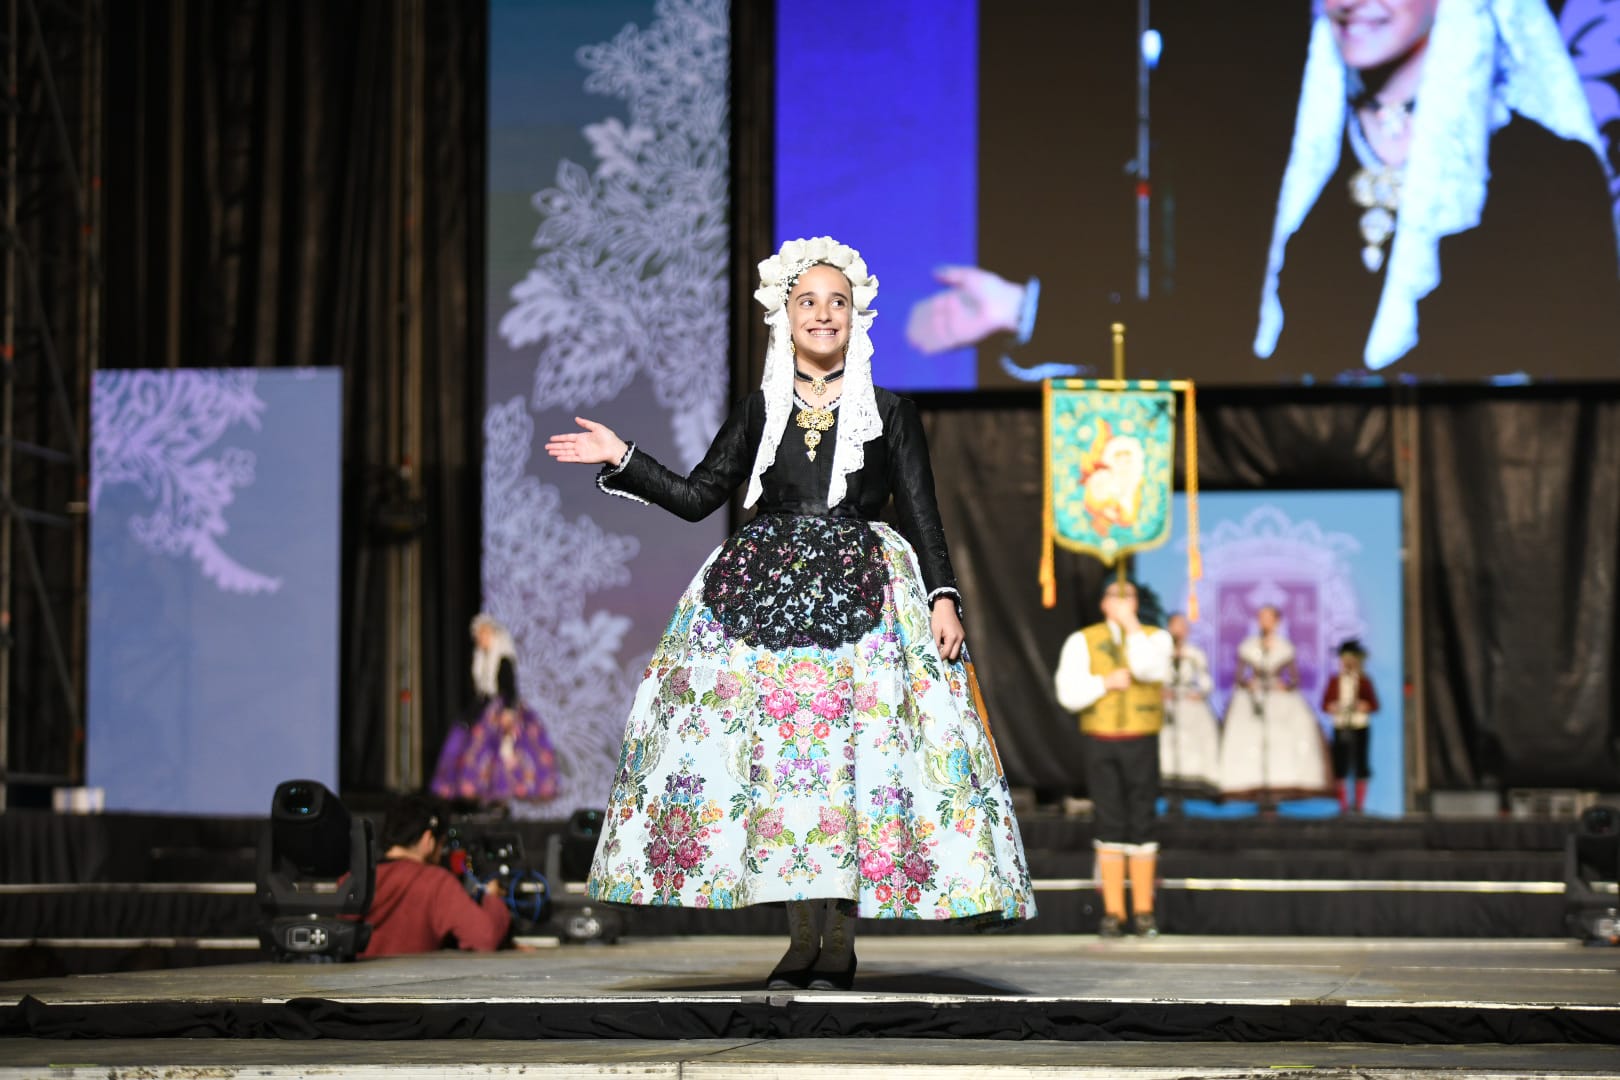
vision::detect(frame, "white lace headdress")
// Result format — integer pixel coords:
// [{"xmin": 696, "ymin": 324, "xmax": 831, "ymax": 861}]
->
[
  {"xmin": 470, "ymin": 612, "xmax": 518, "ymax": 699},
  {"xmin": 746, "ymin": 236, "xmax": 881, "ymax": 509},
  {"xmin": 1254, "ymin": 0, "xmax": 1611, "ymax": 371}
]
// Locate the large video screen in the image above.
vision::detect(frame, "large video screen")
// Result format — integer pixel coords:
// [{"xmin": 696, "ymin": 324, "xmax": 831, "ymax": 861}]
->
[{"xmin": 777, "ymin": 1, "xmax": 1620, "ymax": 389}]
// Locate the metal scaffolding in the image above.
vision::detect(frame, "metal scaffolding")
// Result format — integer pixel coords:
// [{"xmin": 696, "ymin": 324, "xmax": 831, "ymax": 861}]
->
[{"xmin": 0, "ymin": 0, "xmax": 101, "ymax": 808}]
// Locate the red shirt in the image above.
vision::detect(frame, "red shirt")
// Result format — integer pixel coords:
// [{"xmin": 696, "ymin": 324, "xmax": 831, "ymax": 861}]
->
[{"xmin": 360, "ymin": 859, "xmax": 512, "ymax": 958}]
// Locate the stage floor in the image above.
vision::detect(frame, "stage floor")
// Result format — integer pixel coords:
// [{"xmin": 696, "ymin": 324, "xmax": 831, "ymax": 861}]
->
[
  {"xmin": 6, "ymin": 934, "xmax": 1618, "ymax": 1009},
  {"xmin": 5, "ymin": 935, "xmax": 1620, "ymax": 1075}
]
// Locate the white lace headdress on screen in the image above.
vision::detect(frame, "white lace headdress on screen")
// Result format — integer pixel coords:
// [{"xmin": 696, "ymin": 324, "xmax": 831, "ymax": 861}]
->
[
  {"xmin": 747, "ymin": 237, "xmax": 880, "ymax": 510},
  {"xmin": 1254, "ymin": 0, "xmax": 1610, "ymax": 371}
]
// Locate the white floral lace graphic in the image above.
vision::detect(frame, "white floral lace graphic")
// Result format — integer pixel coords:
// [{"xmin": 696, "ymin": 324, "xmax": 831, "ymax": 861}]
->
[
  {"xmin": 90, "ymin": 370, "xmax": 282, "ymax": 595},
  {"xmin": 1561, "ymin": 0, "xmax": 1620, "ymax": 227},
  {"xmin": 482, "ymin": 398, "xmax": 642, "ymax": 818},
  {"xmin": 497, "ymin": 0, "xmax": 729, "ymax": 469}
]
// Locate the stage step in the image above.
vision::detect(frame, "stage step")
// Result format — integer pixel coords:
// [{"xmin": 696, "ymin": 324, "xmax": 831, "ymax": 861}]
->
[
  {"xmin": 0, "ymin": 810, "xmax": 1587, "ymax": 975},
  {"xmin": 4, "ymin": 1038, "xmax": 1620, "ymax": 1079}
]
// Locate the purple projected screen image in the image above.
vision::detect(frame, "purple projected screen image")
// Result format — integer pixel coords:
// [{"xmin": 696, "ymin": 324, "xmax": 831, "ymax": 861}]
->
[{"xmin": 776, "ymin": 0, "xmax": 1620, "ymax": 388}]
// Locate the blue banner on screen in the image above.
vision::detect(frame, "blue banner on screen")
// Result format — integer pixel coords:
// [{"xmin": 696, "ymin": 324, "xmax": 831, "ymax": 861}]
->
[
  {"xmin": 87, "ymin": 369, "xmax": 342, "ymax": 815},
  {"xmin": 1136, "ymin": 491, "xmax": 1404, "ymax": 817},
  {"xmin": 775, "ymin": 0, "xmax": 978, "ymax": 391}
]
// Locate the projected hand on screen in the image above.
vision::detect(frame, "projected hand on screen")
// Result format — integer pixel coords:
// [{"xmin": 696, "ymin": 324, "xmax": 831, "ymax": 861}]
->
[
  {"xmin": 906, "ymin": 266, "xmax": 1027, "ymax": 354},
  {"xmin": 545, "ymin": 417, "xmax": 629, "ymax": 467}
]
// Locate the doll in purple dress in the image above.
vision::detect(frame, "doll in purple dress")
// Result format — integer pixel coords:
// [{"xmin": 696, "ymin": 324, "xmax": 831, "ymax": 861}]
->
[{"xmin": 430, "ymin": 614, "xmax": 560, "ymax": 804}]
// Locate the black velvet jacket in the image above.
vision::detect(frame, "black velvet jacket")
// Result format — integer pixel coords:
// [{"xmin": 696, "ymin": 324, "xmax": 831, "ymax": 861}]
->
[{"xmin": 599, "ymin": 388, "xmax": 959, "ymax": 599}]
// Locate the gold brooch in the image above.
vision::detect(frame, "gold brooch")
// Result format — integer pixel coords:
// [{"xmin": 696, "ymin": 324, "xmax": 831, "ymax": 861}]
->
[{"xmin": 795, "ymin": 406, "xmax": 835, "ymax": 461}]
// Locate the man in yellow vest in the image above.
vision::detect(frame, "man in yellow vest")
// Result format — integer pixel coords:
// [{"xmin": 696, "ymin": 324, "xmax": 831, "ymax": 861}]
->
[{"xmin": 1054, "ymin": 580, "xmax": 1173, "ymax": 938}]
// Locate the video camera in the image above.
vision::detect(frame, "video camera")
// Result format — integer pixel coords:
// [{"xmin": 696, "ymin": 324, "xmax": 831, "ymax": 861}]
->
[{"xmin": 444, "ymin": 827, "xmax": 552, "ymax": 930}]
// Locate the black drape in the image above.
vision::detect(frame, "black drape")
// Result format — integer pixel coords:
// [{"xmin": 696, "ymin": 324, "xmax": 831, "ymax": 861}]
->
[
  {"xmin": 923, "ymin": 387, "xmax": 1620, "ymax": 795},
  {"xmin": 102, "ymin": 0, "xmax": 485, "ymax": 792},
  {"xmin": 1419, "ymin": 394, "xmax": 1620, "ymax": 789}
]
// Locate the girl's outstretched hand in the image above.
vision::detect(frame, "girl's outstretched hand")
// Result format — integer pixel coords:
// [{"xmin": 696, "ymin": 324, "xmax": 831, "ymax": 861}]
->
[{"xmin": 545, "ymin": 417, "xmax": 628, "ymax": 467}]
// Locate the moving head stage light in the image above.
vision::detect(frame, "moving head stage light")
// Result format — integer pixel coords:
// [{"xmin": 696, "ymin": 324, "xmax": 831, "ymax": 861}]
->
[
  {"xmin": 256, "ymin": 780, "xmax": 376, "ymax": 961},
  {"xmin": 1565, "ymin": 804, "xmax": 1620, "ymax": 946}
]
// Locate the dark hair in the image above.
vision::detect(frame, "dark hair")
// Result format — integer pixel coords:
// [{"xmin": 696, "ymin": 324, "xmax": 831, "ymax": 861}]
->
[
  {"xmin": 1094, "ymin": 576, "xmax": 1166, "ymax": 629},
  {"xmin": 380, "ymin": 792, "xmax": 448, "ymax": 851},
  {"xmin": 1337, "ymin": 638, "xmax": 1368, "ymax": 658}
]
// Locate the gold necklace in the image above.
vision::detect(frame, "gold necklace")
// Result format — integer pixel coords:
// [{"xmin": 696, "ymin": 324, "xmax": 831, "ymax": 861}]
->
[
  {"xmin": 795, "ymin": 401, "xmax": 835, "ymax": 461},
  {"xmin": 794, "ymin": 366, "xmax": 845, "ymax": 398}
]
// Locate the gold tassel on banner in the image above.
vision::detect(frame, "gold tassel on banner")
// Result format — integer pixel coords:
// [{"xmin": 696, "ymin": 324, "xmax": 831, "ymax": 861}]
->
[
  {"xmin": 1185, "ymin": 380, "xmax": 1202, "ymax": 622},
  {"xmin": 1040, "ymin": 378, "xmax": 1057, "ymax": 608}
]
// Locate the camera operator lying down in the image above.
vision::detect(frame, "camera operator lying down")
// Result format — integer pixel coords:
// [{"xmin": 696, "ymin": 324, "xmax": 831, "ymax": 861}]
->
[{"xmin": 360, "ymin": 793, "xmax": 512, "ymax": 957}]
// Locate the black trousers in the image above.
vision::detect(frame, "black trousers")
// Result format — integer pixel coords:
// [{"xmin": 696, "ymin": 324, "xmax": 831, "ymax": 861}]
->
[
  {"xmin": 1331, "ymin": 727, "xmax": 1372, "ymax": 780},
  {"xmin": 1083, "ymin": 733, "xmax": 1160, "ymax": 847}
]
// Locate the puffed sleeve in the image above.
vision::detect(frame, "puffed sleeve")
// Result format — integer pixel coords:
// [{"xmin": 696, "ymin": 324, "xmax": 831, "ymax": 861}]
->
[
  {"xmin": 596, "ymin": 393, "xmax": 758, "ymax": 521},
  {"xmin": 886, "ymin": 396, "xmax": 959, "ymax": 604},
  {"xmin": 1054, "ymin": 631, "xmax": 1105, "ymax": 712}
]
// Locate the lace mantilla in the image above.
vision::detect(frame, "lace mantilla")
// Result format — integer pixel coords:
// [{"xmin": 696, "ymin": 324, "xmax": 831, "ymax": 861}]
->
[{"xmin": 748, "ymin": 236, "xmax": 883, "ymax": 512}]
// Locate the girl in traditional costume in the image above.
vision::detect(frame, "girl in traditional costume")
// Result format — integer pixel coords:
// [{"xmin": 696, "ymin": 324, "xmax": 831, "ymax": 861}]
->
[{"xmin": 546, "ymin": 237, "xmax": 1035, "ymax": 989}]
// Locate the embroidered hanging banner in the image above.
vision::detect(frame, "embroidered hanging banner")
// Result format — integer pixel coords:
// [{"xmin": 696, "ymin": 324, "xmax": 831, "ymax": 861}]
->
[{"xmin": 1041, "ymin": 379, "xmax": 1200, "ymax": 614}]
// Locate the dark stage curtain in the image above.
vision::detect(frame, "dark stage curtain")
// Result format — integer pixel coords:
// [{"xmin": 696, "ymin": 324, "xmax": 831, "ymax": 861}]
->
[
  {"xmin": 101, "ymin": 0, "xmax": 486, "ymax": 792},
  {"xmin": 920, "ymin": 388, "xmax": 1620, "ymax": 796},
  {"xmin": 1420, "ymin": 394, "xmax": 1620, "ymax": 790}
]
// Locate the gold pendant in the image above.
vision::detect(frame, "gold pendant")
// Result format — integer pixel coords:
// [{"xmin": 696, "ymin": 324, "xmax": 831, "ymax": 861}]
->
[
  {"xmin": 810, "ymin": 375, "xmax": 827, "ymax": 397},
  {"xmin": 796, "ymin": 405, "xmax": 835, "ymax": 461}
]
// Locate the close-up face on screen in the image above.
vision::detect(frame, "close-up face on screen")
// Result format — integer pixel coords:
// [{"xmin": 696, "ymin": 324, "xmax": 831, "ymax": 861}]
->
[{"xmin": 776, "ymin": 0, "xmax": 1620, "ymax": 389}]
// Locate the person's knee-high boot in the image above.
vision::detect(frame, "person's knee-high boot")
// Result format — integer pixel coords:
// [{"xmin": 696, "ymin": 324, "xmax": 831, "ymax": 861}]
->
[
  {"xmin": 808, "ymin": 899, "xmax": 857, "ymax": 990},
  {"xmin": 766, "ymin": 900, "xmax": 822, "ymax": 989}
]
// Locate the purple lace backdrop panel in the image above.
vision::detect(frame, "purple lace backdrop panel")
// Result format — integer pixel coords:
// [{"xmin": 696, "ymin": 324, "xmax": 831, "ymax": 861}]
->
[
  {"xmin": 87, "ymin": 369, "xmax": 341, "ymax": 814},
  {"xmin": 485, "ymin": 0, "xmax": 730, "ymax": 818}
]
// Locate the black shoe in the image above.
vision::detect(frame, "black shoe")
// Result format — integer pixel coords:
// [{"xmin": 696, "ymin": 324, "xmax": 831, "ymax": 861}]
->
[
  {"xmin": 806, "ymin": 952, "xmax": 857, "ymax": 991},
  {"xmin": 766, "ymin": 951, "xmax": 818, "ymax": 990},
  {"xmin": 1132, "ymin": 912, "xmax": 1160, "ymax": 939},
  {"xmin": 1097, "ymin": 914, "xmax": 1126, "ymax": 939},
  {"xmin": 766, "ymin": 900, "xmax": 823, "ymax": 990}
]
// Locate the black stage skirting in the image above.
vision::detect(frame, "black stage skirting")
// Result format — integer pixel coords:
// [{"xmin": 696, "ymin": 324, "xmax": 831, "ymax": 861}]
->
[
  {"xmin": 5, "ymin": 994, "xmax": 1617, "ymax": 1046},
  {"xmin": 0, "ymin": 808, "xmax": 1579, "ymax": 978}
]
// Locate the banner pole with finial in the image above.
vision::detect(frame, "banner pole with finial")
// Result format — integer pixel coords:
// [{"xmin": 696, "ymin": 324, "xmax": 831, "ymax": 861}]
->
[{"xmin": 1111, "ymin": 322, "xmax": 1127, "ymax": 590}]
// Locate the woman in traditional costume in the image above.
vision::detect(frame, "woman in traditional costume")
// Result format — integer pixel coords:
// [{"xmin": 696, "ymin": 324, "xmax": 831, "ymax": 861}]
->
[
  {"xmin": 1160, "ymin": 613, "xmax": 1223, "ymax": 801},
  {"xmin": 1218, "ymin": 605, "xmax": 1333, "ymax": 803},
  {"xmin": 546, "ymin": 237, "xmax": 1035, "ymax": 989}
]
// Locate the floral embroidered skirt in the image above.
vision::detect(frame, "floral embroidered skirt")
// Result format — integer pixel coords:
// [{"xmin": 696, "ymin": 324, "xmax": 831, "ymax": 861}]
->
[
  {"xmin": 430, "ymin": 701, "xmax": 561, "ymax": 804},
  {"xmin": 587, "ymin": 514, "xmax": 1036, "ymax": 923}
]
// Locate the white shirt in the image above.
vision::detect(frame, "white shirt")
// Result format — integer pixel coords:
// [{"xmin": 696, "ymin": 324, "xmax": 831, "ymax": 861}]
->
[{"xmin": 1054, "ymin": 622, "xmax": 1174, "ymax": 713}]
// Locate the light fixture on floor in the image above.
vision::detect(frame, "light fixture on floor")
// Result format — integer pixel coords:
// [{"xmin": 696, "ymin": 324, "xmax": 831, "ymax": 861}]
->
[
  {"xmin": 256, "ymin": 779, "xmax": 376, "ymax": 961},
  {"xmin": 544, "ymin": 808, "xmax": 622, "ymax": 944},
  {"xmin": 1564, "ymin": 804, "xmax": 1620, "ymax": 946}
]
